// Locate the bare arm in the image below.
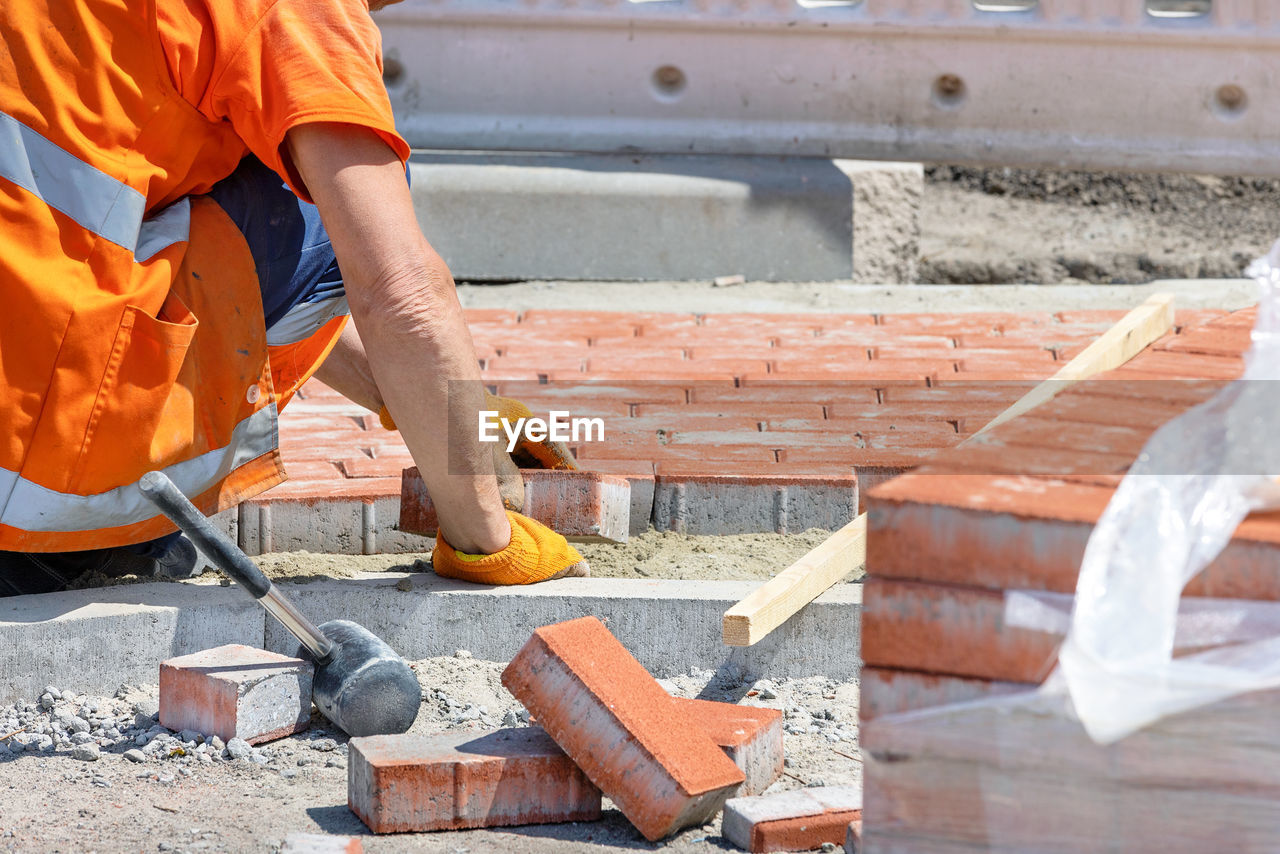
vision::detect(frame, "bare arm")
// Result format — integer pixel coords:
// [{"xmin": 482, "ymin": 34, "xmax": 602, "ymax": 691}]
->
[{"xmin": 286, "ymin": 122, "xmax": 510, "ymax": 555}]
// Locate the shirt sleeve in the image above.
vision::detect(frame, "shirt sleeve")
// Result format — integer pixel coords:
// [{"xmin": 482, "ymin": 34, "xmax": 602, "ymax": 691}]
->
[{"xmin": 200, "ymin": 0, "xmax": 410, "ymax": 201}]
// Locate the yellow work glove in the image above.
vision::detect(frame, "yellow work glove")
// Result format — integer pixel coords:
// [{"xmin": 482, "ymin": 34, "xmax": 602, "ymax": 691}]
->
[
  {"xmin": 432, "ymin": 511, "xmax": 589, "ymax": 585},
  {"xmin": 379, "ymin": 392, "xmax": 577, "ymax": 512}
]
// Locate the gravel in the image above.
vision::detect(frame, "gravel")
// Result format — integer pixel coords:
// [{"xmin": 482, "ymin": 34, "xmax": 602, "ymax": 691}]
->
[{"xmin": 0, "ymin": 659, "xmax": 857, "ymax": 852}]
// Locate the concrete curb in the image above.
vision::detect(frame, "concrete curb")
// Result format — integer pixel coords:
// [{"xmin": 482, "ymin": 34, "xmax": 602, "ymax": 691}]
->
[
  {"xmin": 409, "ymin": 152, "xmax": 921, "ymax": 283},
  {"xmin": 0, "ymin": 583, "xmax": 262, "ymax": 704},
  {"xmin": 264, "ymin": 574, "xmax": 860, "ymax": 683},
  {"xmin": 0, "ymin": 575, "xmax": 860, "ymax": 703}
]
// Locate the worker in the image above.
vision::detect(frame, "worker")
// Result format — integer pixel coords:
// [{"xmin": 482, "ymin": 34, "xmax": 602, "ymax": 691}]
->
[{"xmin": 0, "ymin": 0, "xmax": 586, "ymax": 596}]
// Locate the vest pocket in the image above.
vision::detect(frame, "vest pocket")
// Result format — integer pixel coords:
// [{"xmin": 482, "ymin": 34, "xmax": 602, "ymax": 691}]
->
[{"xmin": 68, "ymin": 291, "xmax": 200, "ymax": 495}]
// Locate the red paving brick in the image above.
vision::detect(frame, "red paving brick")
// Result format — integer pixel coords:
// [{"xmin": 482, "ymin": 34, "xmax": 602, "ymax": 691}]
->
[
  {"xmin": 673, "ymin": 697, "xmax": 784, "ymax": 797},
  {"xmin": 858, "ymin": 667, "xmax": 1031, "ymax": 720},
  {"xmin": 400, "ymin": 467, "xmax": 630, "ymax": 542},
  {"xmin": 723, "ymin": 787, "xmax": 862, "ymax": 853},
  {"xmin": 261, "ymin": 306, "xmax": 1229, "ymax": 518},
  {"xmin": 861, "ymin": 578, "xmax": 1062, "ymax": 683},
  {"xmin": 347, "ymin": 728, "xmax": 602, "ymax": 833},
  {"xmin": 159, "ymin": 645, "xmax": 313, "ymax": 745},
  {"xmin": 501, "ymin": 617, "xmax": 744, "ymax": 840}
]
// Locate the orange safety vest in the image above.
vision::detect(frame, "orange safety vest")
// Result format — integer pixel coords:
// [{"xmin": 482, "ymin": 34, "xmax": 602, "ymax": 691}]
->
[{"xmin": 0, "ymin": 0, "xmax": 345, "ymax": 551}]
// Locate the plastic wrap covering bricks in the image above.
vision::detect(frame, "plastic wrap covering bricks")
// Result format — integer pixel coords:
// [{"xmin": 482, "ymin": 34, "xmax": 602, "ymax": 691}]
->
[
  {"xmin": 278, "ymin": 834, "xmax": 362, "ymax": 853},
  {"xmin": 722, "ymin": 787, "xmax": 862, "ymax": 853},
  {"xmin": 857, "ymin": 303, "xmax": 1280, "ymax": 849},
  {"xmin": 159, "ymin": 644, "xmax": 313, "ymax": 745},
  {"xmin": 860, "ymin": 306, "xmax": 1267, "ymax": 717},
  {"xmin": 400, "ymin": 467, "xmax": 630, "ymax": 544},
  {"xmin": 347, "ymin": 728, "xmax": 602, "ymax": 833},
  {"xmin": 501, "ymin": 616, "xmax": 744, "ymax": 841},
  {"xmin": 673, "ymin": 697, "xmax": 783, "ymax": 798}
]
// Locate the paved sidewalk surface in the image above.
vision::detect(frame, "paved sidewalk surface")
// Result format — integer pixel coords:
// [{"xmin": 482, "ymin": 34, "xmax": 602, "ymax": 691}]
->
[{"xmin": 267, "ymin": 307, "xmax": 1226, "ymax": 508}]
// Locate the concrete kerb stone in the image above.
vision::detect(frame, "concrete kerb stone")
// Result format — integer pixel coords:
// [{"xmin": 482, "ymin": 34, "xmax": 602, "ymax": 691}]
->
[
  {"xmin": 408, "ymin": 152, "xmax": 922, "ymax": 283},
  {"xmin": 651, "ymin": 477, "xmax": 858, "ymax": 536},
  {"xmin": 0, "ymin": 583, "xmax": 261, "ymax": 704},
  {"xmin": 836, "ymin": 160, "xmax": 923, "ymax": 286},
  {"xmin": 263, "ymin": 574, "xmax": 861, "ymax": 682},
  {"xmin": 1, "ymin": 576, "xmax": 860, "ymax": 703},
  {"xmin": 236, "ymin": 495, "xmax": 432, "ymax": 557}
]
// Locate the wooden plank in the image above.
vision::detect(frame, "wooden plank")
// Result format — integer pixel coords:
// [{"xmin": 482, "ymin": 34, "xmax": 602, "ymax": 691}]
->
[
  {"xmin": 722, "ymin": 513, "xmax": 865, "ymax": 647},
  {"xmin": 969, "ymin": 292, "xmax": 1175, "ymax": 438}
]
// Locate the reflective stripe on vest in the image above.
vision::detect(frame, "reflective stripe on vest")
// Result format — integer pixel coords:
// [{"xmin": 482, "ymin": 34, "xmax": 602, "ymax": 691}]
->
[
  {"xmin": 0, "ymin": 110, "xmax": 274, "ymax": 537},
  {"xmin": 0, "ymin": 404, "xmax": 278, "ymax": 533},
  {"xmin": 0, "ymin": 110, "xmax": 189, "ymax": 260}
]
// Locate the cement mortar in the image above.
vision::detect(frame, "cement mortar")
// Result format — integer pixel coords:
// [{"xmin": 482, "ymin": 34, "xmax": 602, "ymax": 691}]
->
[{"xmin": 0, "ymin": 657, "xmax": 858, "ymax": 854}]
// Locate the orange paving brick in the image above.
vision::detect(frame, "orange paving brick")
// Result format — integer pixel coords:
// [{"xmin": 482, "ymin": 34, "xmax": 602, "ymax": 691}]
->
[
  {"xmin": 400, "ymin": 467, "xmax": 630, "ymax": 542},
  {"xmin": 279, "ymin": 833, "xmax": 362, "ymax": 854},
  {"xmin": 673, "ymin": 697, "xmax": 784, "ymax": 797},
  {"xmin": 858, "ymin": 667, "xmax": 1029, "ymax": 720},
  {"xmin": 501, "ymin": 617, "xmax": 745, "ymax": 841},
  {"xmin": 861, "ymin": 578, "xmax": 1062, "ymax": 683},
  {"xmin": 723, "ymin": 787, "xmax": 862, "ymax": 853},
  {"xmin": 159, "ymin": 645, "xmax": 313, "ymax": 745},
  {"xmin": 347, "ymin": 728, "xmax": 602, "ymax": 833}
]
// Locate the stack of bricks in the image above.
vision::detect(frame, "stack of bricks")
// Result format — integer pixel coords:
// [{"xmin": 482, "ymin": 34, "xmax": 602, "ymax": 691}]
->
[
  {"xmin": 244, "ymin": 307, "xmax": 1227, "ymax": 550},
  {"xmin": 860, "ymin": 306, "xmax": 1257, "ymax": 720},
  {"xmin": 348, "ymin": 616, "xmax": 788, "ymax": 841},
  {"xmin": 858, "ymin": 306, "xmax": 1280, "ymax": 849}
]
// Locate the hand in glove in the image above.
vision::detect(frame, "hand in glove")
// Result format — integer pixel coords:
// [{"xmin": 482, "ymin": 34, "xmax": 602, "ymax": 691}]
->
[
  {"xmin": 380, "ymin": 392, "xmax": 577, "ymax": 512},
  {"xmin": 432, "ymin": 510, "xmax": 590, "ymax": 585}
]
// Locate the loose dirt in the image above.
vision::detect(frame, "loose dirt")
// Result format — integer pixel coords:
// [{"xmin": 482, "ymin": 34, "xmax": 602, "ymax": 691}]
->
[
  {"xmin": 249, "ymin": 528, "xmax": 839, "ymax": 585},
  {"xmin": 0, "ymin": 656, "xmax": 858, "ymax": 854},
  {"xmin": 921, "ymin": 166, "xmax": 1280, "ymax": 284}
]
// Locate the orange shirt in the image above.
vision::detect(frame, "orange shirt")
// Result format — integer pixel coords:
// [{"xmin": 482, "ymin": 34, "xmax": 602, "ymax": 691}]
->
[
  {"xmin": 153, "ymin": 0, "xmax": 410, "ymax": 208},
  {"xmin": 0, "ymin": 0, "xmax": 409, "ymax": 550}
]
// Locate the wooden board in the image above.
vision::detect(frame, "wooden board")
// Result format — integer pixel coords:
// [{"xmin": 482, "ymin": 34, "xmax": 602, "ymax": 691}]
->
[
  {"xmin": 969, "ymin": 292, "xmax": 1175, "ymax": 438},
  {"xmin": 722, "ymin": 513, "xmax": 865, "ymax": 647}
]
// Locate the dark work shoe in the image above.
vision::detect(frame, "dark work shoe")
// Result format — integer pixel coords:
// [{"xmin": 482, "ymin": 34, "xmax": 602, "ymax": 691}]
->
[
  {"xmin": 0, "ymin": 534, "xmax": 202, "ymax": 597},
  {"xmin": 0, "ymin": 549, "xmax": 117, "ymax": 597},
  {"xmin": 153, "ymin": 534, "xmax": 202, "ymax": 579}
]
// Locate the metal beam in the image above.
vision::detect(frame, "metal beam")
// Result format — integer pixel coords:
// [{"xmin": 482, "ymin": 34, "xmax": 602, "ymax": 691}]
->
[{"xmin": 376, "ymin": 0, "xmax": 1280, "ymax": 174}]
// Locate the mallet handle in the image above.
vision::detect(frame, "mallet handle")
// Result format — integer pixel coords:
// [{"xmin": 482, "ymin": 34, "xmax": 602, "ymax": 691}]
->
[{"xmin": 138, "ymin": 471, "xmax": 333, "ymax": 661}]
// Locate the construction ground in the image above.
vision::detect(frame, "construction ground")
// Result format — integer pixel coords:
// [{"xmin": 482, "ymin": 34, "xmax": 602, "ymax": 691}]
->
[{"xmin": 1, "ymin": 165, "xmax": 1274, "ymax": 853}]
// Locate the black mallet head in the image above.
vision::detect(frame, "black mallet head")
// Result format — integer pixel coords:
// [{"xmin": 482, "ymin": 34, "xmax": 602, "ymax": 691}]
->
[{"xmin": 301, "ymin": 619, "xmax": 420, "ymax": 737}]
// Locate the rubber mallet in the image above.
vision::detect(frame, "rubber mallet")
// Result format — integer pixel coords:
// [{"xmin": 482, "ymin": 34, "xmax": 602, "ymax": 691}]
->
[{"xmin": 138, "ymin": 471, "xmax": 420, "ymax": 737}]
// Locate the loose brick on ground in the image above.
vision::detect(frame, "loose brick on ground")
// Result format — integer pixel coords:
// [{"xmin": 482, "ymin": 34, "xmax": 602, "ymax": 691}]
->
[
  {"xmin": 400, "ymin": 467, "xmax": 630, "ymax": 543},
  {"xmin": 722, "ymin": 786, "xmax": 862, "ymax": 853},
  {"xmin": 672, "ymin": 697, "xmax": 784, "ymax": 797},
  {"xmin": 347, "ymin": 728, "xmax": 602, "ymax": 833},
  {"xmin": 279, "ymin": 833, "xmax": 362, "ymax": 853},
  {"xmin": 501, "ymin": 617, "xmax": 744, "ymax": 841},
  {"xmin": 159, "ymin": 644, "xmax": 313, "ymax": 745},
  {"xmin": 845, "ymin": 820, "xmax": 861, "ymax": 854}
]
